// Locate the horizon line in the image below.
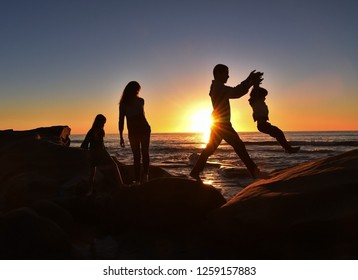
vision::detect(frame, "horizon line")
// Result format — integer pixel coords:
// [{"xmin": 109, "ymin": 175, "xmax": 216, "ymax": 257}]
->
[{"xmin": 71, "ymin": 129, "xmax": 358, "ymax": 136}]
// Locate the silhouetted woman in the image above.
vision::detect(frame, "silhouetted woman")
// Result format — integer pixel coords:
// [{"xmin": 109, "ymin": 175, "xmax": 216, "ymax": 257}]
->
[
  {"xmin": 81, "ymin": 114, "xmax": 123, "ymax": 195},
  {"xmin": 119, "ymin": 81, "xmax": 151, "ymax": 184}
]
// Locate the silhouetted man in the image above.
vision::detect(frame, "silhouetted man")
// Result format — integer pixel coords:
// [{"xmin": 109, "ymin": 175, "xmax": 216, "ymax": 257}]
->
[{"xmin": 190, "ymin": 64, "xmax": 264, "ymax": 180}]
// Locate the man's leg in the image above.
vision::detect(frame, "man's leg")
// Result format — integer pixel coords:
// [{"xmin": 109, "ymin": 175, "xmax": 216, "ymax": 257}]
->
[
  {"xmin": 190, "ymin": 126, "xmax": 221, "ymax": 179},
  {"xmin": 222, "ymin": 124, "xmax": 260, "ymax": 178}
]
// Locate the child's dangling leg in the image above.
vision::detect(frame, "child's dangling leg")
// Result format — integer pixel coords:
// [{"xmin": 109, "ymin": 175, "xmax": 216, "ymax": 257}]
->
[{"xmin": 257, "ymin": 121, "xmax": 300, "ymax": 153}]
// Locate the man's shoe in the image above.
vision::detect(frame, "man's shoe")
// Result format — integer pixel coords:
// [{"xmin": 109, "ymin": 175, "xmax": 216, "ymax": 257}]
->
[
  {"xmin": 249, "ymin": 167, "xmax": 270, "ymax": 179},
  {"xmin": 189, "ymin": 171, "xmax": 202, "ymax": 182}
]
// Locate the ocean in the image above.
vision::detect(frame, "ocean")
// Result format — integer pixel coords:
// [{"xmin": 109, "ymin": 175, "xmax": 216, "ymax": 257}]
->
[{"xmin": 70, "ymin": 131, "xmax": 358, "ymax": 200}]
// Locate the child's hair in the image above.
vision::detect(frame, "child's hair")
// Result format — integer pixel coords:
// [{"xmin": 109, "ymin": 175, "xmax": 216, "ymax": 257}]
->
[
  {"xmin": 213, "ymin": 64, "xmax": 228, "ymax": 79},
  {"xmin": 249, "ymin": 87, "xmax": 268, "ymax": 106},
  {"xmin": 250, "ymin": 86, "xmax": 268, "ymax": 98},
  {"xmin": 92, "ymin": 114, "xmax": 106, "ymax": 130},
  {"xmin": 120, "ymin": 81, "xmax": 141, "ymax": 104}
]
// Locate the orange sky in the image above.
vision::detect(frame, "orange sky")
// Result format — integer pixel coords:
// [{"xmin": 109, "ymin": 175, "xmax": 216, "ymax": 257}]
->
[{"xmin": 2, "ymin": 74, "xmax": 357, "ymax": 135}]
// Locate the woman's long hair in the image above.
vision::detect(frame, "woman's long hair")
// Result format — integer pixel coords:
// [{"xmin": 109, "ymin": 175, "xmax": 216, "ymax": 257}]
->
[
  {"xmin": 120, "ymin": 81, "xmax": 141, "ymax": 104},
  {"xmin": 91, "ymin": 114, "xmax": 106, "ymax": 135}
]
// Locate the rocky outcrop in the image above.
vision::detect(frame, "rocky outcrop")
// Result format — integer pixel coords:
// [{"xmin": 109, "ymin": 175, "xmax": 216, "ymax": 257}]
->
[
  {"xmin": 109, "ymin": 178, "xmax": 226, "ymax": 231},
  {"xmin": 0, "ymin": 135, "xmax": 89, "ymax": 211},
  {"xmin": 1, "ymin": 126, "xmax": 357, "ymax": 259},
  {"xmin": 0, "ymin": 126, "xmax": 226, "ymax": 259},
  {"xmin": 0, "ymin": 207, "xmax": 72, "ymax": 259},
  {"xmin": 201, "ymin": 149, "xmax": 358, "ymax": 259},
  {"xmin": 0, "ymin": 126, "xmax": 71, "ymax": 145}
]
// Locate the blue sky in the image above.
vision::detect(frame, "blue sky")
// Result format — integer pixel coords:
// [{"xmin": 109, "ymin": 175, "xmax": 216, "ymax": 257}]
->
[{"xmin": 1, "ymin": 0, "xmax": 357, "ymax": 133}]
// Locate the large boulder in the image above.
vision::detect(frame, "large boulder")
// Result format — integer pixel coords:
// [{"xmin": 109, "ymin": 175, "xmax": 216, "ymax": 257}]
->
[
  {"xmin": 108, "ymin": 177, "xmax": 226, "ymax": 232},
  {"xmin": 201, "ymin": 149, "xmax": 358, "ymax": 259},
  {"xmin": 0, "ymin": 137, "xmax": 89, "ymax": 210},
  {"xmin": 30, "ymin": 199, "xmax": 74, "ymax": 235},
  {"xmin": 102, "ymin": 177, "xmax": 226, "ymax": 259},
  {"xmin": 0, "ymin": 208, "xmax": 72, "ymax": 259},
  {"xmin": 0, "ymin": 126, "xmax": 71, "ymax": 145},
  {"xmin": 113, "ymin": 156, "xmax": 173, "ymax": 184}
]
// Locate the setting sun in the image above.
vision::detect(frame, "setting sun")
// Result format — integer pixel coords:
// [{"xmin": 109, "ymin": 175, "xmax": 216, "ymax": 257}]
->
[
  {"xmin": 190, "ymin": 108, "xmax": 213, "ymax": 143},
  {"xmin": 190, "ymin": 108, "xmax": 212, "ymax": 132}
]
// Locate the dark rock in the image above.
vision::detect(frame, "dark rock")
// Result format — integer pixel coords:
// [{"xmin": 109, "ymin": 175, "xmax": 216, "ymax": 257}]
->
[
  {"xmin": 0, "ymin": 208, "xmax": 72, "ymax": 259},
  {"xmin": 112, "ymin": 157, "xmax": 173, "ymax": 184},
  {"xmin": 0, "ymin": 126, "xmax": 71, "ymax": 145},
  {"xmin": 201, "ymin": 149, "xmax": 358, "ymax": 259},
  {"xmin": 30, "ymin": 199, "xmax": 74, "ymax": 234},
  {"xmin": 2, "ymin": 125, "xmax": 357, "ymax": 260},
  {"xmin": 108, "ymin": 177, "xmax": 226, "ymax": 232},
  {"xmin": 0, "ymin": 138, "xmax": 89, "ymax": 210},
  {"xmin": 102, "ymin": 177, "xmax": 226, "ymax": 259}
]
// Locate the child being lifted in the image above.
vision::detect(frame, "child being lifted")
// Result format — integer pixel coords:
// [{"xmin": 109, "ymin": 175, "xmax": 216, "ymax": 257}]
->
[{"xmin": 249, "ymin": 83, "xmax": 300, "ymax": 153}]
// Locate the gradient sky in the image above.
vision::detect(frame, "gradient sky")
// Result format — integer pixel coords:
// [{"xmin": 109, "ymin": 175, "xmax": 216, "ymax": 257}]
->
[{"xmin": 1, "ymin": 0, "xmax": 357, "ymax": 134}]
